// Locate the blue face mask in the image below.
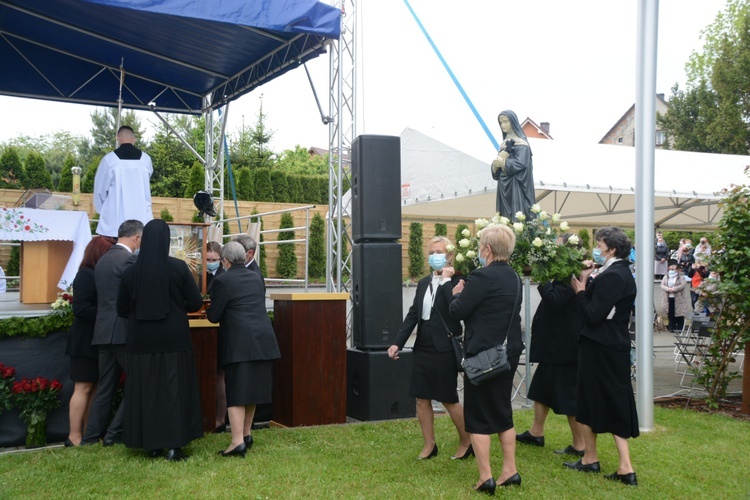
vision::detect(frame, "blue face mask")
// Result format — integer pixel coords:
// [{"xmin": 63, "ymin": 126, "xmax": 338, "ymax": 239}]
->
[
  {"xmin": 428, "ymin": 253, "xmax": 447, "ymax": 271},
  {"xmin": 206, "ymin": 261, "xmax": 220, "ymax": 272},
  {"xmin": 592, "ymin": 247, "xmax": 607, "ymax": 266},
  {"xmin": 478, "ymin": 248, "xmax": 487, "ymax": 267},
  {"xmin": 668, "ymin": 270, "xmax": 677, "ymax": 277}
]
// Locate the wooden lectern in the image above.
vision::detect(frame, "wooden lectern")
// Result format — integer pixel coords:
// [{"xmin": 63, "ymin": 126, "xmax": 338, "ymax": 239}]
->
[
  {"xmin": 271, "ymin": 293, "xmax": 349, "ymax": 427},
  {"xmin": 20, "ymin": 240, "xmax": 73, "ymax": 303},
  {"xmin": 188, "ymin": 318, "xmax": 218, "ymax": 434}
]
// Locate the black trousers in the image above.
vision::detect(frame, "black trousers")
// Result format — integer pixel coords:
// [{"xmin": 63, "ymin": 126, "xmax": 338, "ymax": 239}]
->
[{"xmin": 82, "ymin": 345, "xmax": 127, "ymax": 443}]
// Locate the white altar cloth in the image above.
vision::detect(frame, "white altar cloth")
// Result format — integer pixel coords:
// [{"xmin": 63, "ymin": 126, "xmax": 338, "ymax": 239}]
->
[{"xmin": 0, "ymin": 207, "xmax": 92, "ymax": 290}]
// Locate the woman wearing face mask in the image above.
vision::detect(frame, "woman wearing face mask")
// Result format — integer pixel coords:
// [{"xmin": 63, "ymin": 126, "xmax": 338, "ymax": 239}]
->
[
  {"xmin": 388, "ymin": 236, "xmax": 471, "ymax": 461},
  {"xmin": 568, "ymin": 227, "xmax": 639, "ymax": 487},
  {"xmin": 658, "ymin": 260, "xmax": 690, "ymax": 332}
]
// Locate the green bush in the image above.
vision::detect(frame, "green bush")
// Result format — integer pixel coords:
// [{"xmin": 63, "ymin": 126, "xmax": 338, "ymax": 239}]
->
[
  {"xmin": 308, "ymin": 212, "xmax": 326, "ymax": 279},
  {"xmin": 276, "ymin": 212, "xmax": 297, "ymax": 278},
  {"xmin": 23, "ymin": 152, "xmax": 53, "ymax": 190},
  {"xmin": 408, "ymin": 222, "xmax": 425, "ymax": 279},
  {"xmin": 238, "ymin": 167, "xmax": 253, "ymax": 201},
  {"xmin": 81, "ymin": 156, "xmax": 101, "ymax": 194},
  {"xmin": 254, "ymin": 168, "xmax": 274, "ymax": 202},
  {"xmin": 57, "ymin": 154, "xmax": 76, "ymax": 192},
  {"xmin": 287, "ymin": 175, "xmax": 304, "ymax": 204},
  {"xmin": 6, "ymin": 244, "xmax": 20, "ymax": 277},
  {"xmin": 578, "ymin": 228, "xmax": 591, "ymax": 250},
  {"xmin": 270, "ymin": 170, "xmax": 289, "ymax": 202},
  {"xmin": 160, "ymin": 208, "xmax": 174, "ymax": 222},
  {"xmin": 0, "ymin": 146, "xmax": 23, "ymax": 189},
  {"xmin": 434, "ymin": 223, "xmax": 447, "ymax": 237},
  {"xmin": 184, "ymin": 162, "xmax": 205, "ymax": 198},
  {"xmin": 0, "ymin": 312, "xmax": 73, "ymax": 340}
]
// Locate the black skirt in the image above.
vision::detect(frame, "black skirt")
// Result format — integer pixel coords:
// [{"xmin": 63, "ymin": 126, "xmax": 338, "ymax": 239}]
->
[
  {"xmin": 69, "ymin": 356, "xmax": 99, "ymax": 383},
  {"xmin": 225, "ymin": 360, "xmax": 274, "ymax": 407},
  {"xmin": 409, "ymin": 321, "xmax": 459, "ymax": 404},
  {"xmin": 527, "ymin": 362, "xmax": 578, "ymax": 416},
  {"xmin": 463, "ymin": 356, "xmax": 520, "ymax": 435},
  {"xmin": 576, "ymin": 337, "xmax": 640, "ymax": 439},
  {"xmin": 123, "ymin": 350, "xmax": 203, "ymax": 450}
]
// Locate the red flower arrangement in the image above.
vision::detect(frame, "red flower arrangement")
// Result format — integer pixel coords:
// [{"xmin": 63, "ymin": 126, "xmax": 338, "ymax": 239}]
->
[
  {"xmin": 12, "ymin": 376, "xmax": 63, "ymax": 448},
  {"xmin": 0, "ymin": 362, "xmax": 16, "ymax": 413}
]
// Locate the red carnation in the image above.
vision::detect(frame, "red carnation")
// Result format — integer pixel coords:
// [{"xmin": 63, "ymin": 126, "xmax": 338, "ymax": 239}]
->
[
  {"xmin": 11, "ymin": 381, "xmax": 22, "ymax": 394},
  {"xmin": 50, "ymin": 380, "xmax": 63, "ymax": 391}
]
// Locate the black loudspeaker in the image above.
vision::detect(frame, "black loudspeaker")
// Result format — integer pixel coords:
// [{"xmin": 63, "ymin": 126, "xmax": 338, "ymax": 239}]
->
[
  {"xmin": 346, "ymin": 348, "xmax": 416, "ymax": 421},
  {"xmin": 351, "ymin": 134, "xmax": 402, "ymax": 243},
  {"xmin": 352, "ymin": 242, "xmax": 403, "ymax": 349}
]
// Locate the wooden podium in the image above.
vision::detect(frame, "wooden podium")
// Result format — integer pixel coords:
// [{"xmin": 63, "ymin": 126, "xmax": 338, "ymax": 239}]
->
[
  {"xmin": 271, "ymin": 293, "xmax": 349, "ymax": 427},
  {"xmin": 189, "ymin": 319, "xmax": 218, "ymax": 434},
  {"xmin": 20, "ymin": 240, "xmax": 73, "ymax": 303}
]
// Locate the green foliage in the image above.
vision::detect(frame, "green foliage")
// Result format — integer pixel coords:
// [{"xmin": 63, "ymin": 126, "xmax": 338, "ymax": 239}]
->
[
  {"xmin": 696, "ymin": 168, "xmax": 750, "ymax": 402},
  {"xmin": 254, "ymin": 168, "xmax": 274, "ymax": 202},
  {"xmin": 81, "ymin": 156, "xmax": 101, "ymax": 194},
  {"xmin": 185, "ymin": 162, "xmax": 205, "ymax": 198},
  {"xmin": 23, "ymin": 152, "xmax": 53, "ymax": 189},
  {"xmin": 274, "ymin": 146, "xmax": 328, "ymax": 176},
  {"xmin": 276, "ymin": 212, "xmax": 297, "ymax": 279},
  {"xmin": 6, "ymin": 244, "xmax": 19, "ymax": 277},
  {"xmin": 287, "ymin": 175, "xmax": 304, "ymax": 204},
  {"xmin": 308, "ymin": 213, "xmax": 326, "ymax": 280},
  {"xmin": 252, "ymin": 208, "xmax": 267, "ymax": 276},
  {"xmin": 661, "ymin": 2, "xmax": 750, "ymax": 154},
  {"xmin": 0, "ymin": 312, "xmax": 73, "ymax": 340},
  {"xmin": 434, "ymin": 223, "xmax": 447, "ymax": 237},
  {"xmin": 577, "ymin": 228, "xmax": 591, "ymax": 251},
  {"xmin": 0, "ymin": 146, "xmax": 23, "ymax": 188},
  {"xmin": 270, "ymin": 170, "xmax": 289, "ymax": 202},
  {"xmin": 238, "ymin": 168, "xmax": 253, "ymax": 201},
  {"xmin": 408, "ymin": 222, "xmax": 425, "ymax": 279},
  {"xmin": 191, "ymin": 211, "xmax": 203, "ymax": 223},
  {"xmin": 146, "ymin": 119, "xmax": 193, "ymax": 198},
  {"xmin": 57, "ymin": 154, "xmax": 76, "ymax": 192},
  {"xmin": 159, "ymin": 208, "xmax": 174, "ymax": 222}
]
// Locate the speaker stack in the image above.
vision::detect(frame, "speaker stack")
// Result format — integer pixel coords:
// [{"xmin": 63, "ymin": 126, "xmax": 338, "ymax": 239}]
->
[{"xmin": 347, "ymin": 135, "xmax": 415, "ymax": 421}]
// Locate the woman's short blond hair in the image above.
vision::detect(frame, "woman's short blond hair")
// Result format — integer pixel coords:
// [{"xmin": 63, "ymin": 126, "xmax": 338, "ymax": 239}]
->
[
  {"xmin": 480, "ymin": 224, "xmax": 515, "ymax": 261},
  {"xmin": 427, "ymin": 236, "xmax": 453, "ymax": 255}
]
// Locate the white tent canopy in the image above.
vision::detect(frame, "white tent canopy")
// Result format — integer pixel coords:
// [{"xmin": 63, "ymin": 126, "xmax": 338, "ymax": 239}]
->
[{"xmin": 399, "ymin": 128, "xmax": 749, "ymax": 230}]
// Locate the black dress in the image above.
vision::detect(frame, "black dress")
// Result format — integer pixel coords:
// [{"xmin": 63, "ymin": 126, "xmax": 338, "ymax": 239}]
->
[
  {"xmin": 449, "ymin": 262, "xmax": 523, "ymax": 435},
  {"xmin": 527, "ymin": 281, "xmax": 582, "ymax": 416},
  {"xmin": 574, "ymin": 259, "xmax": 639, "ymax": 439},
  {"xmin": 118, "ymin": 248, "xmax": 204, "ymax": 450},
  {"xmin": 393, "ymin": 274, "xmax": 462, "ymax": 404},
  {"xmin": 66, "ymin": 267, "xmax": 99, "ymax": 383}
]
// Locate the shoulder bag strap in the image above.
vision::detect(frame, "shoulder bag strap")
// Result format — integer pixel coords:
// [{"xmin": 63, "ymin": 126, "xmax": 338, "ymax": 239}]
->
[{"xmin": 503, "ymin": 274, "xmax": 522, "ymax": 348}]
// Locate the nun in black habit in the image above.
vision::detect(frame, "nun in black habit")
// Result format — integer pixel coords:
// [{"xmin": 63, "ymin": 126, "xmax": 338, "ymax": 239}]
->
[
  {"xmin": 117, "ymin": 219, "xmax": 204, "ymax": 461},
  {"xmin": 490, "ymin": 110, "xmax": 536, "ymax": 221}
]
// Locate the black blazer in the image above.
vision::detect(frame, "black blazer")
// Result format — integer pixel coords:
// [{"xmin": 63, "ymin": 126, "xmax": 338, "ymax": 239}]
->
[
  {"xmin": 449, "ymin": 261, "xmax": 523, "ymax": 358},
  {"xmin": 529, "ymin": 281, "xmax": 582, "ymax": 364},
  {"xmin": 66, "ymin": 267, "xmax": 98, "ymax": 359},
  {"xmin": 393, "ymin": 274, "xmax": 461, "ymax": 353},
  {"xmin": 575, "ymin": 259, "xmax": 636, "ymax": 352},
  {"xmin": 92, "ymin": 245, "xmax": 136, "ymax": 346},
  {"xmin": 206, "ymin": 265, "xmax": 225, "ymax": 290},
  {"xmin": 207, "ymin": 265, "xmax": 280, "ymax": 367},
  {"xmin": 246, "ymin": 259, "xmax": 265, "ymax": 293}
]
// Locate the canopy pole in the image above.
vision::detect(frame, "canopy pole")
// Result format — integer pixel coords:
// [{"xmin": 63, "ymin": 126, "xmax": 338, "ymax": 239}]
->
[
  {"xmin": 402, "ymin": 0, "xmax": 499, "ymax": 152},
  {"xmin": 115, "ymin": 57, "xmax": 124, "ymax": 147},
  {"xmin": 635, "ymin": 0, "xmax": 658, "ymax": 432}
]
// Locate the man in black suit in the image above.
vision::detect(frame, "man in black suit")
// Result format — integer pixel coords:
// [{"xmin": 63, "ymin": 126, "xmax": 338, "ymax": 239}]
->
[
  {"xmin": 233, "ymin": 234, "xmax": 265, "ymax": 292},
  {"xmin": 82, "ymin": 220, "xmax": 143, "ymax": 446}
]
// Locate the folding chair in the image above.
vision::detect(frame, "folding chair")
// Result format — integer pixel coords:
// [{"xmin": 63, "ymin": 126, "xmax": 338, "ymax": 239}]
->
[
  {"xmin": 512, "ymin": 349, "xmax": 529, "ymax": 403},
  {"xmin": 678, "ymin": 321, "xmax": 714, "ymax": 390}
]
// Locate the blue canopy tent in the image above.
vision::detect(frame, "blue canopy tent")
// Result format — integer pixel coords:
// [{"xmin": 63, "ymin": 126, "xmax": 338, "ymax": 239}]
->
[{"xmin": 0, "ymin": 0, "xmax": 340, "ymax": 113}]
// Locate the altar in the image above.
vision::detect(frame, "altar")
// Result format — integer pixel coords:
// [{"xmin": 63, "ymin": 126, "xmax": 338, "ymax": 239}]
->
[{"xmin": 0, "ymin": 207, "xmax": 92, "ymax": 303}]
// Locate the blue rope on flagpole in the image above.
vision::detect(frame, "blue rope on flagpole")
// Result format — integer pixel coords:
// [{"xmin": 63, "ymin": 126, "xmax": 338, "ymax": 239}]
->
[{"xmin": 402, "ymin": 0, "xmax": 500, "ymax": 151}]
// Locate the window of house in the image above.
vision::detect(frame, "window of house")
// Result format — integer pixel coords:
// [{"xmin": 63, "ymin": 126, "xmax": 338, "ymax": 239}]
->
[
  {"xmin": 655, "ymin": 130, "xmax": 665, "ymax": 146},
  {"xmin": 617, "ymin": 137, "xmax": 623, "ymax": 144}
]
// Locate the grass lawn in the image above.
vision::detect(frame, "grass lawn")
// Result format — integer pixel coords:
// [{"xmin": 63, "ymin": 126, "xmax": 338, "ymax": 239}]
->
[{"xmin": 1, "ymin": 406, "xmax": 748, "ymax": 498}]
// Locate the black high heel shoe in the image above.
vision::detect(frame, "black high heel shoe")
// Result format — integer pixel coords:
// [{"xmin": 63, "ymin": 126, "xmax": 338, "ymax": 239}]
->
[
  {"xmin": 451, "ymin": 444, "xmax": 474, "ymax": 460},
  {"xmin": 64, "ymin": 438, "xmax": 76, "ymax": 447},
  {"xmin": 474, "ymin": 477, "xmax": 496, "ymax": 496},
  {"xmin": 219, "ymin": 442, "xmax": 247, "ymax": 458},
  {"xmin": 244, "ymin": 434, "xmax": 254, "ymax": 449},
  {"xmin": 417, "ymin": 444, "xmax": 438, "ymax": 460},
  {"xmin": 499, "ymin": 472, "xmax": 522, "ymax": 487}
]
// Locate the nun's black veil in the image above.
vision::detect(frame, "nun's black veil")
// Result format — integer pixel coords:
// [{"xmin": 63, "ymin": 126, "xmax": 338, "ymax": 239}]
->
[{"xmin": 133, "ymin": 219, "xmax": 170, "ymax": 320}]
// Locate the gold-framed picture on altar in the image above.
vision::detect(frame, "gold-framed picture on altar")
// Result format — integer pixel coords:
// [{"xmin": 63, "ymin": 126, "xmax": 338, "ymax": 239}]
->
[{"xmin": 167, "ymin": 223, "xmax": 211, "ymax": 294}]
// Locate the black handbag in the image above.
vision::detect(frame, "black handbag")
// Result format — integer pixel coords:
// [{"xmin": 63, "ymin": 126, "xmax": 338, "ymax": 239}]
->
[
  {"xmin": 462, "ymin": 274, "xmax": 522, "ymax": 386},
  {"xmin": 435, "ymin": 308, "xmax": 464, "ymax": 372}
]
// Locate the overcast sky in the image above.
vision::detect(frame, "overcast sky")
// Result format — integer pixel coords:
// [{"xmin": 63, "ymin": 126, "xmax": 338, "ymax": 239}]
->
[{"xmin": 0, "ymin": 0, "xmax": 728, "ymax": 163}]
